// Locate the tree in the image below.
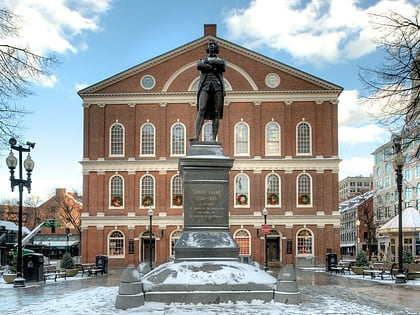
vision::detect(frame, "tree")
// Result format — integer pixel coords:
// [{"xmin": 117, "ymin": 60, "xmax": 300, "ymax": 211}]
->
[
  {"xmin": 402, "ymin": 246, "xmax": 413, "ymax": 264},
  {"xmin": 357, "ymin": 193, "xmax": 377, "ymax": 261},
  {"xmin": 52, "ymin": 190, "xmax": 82, "ymax": 235},
  {"xmin": 0, "ymin": 8, "xmax": 57, "ymax": 148},
  {"xmin": 356, "ymin": 251, "xmax": 369, "ymax": 267},
  {"xmin": 359, "ymin": 8, "xmax": 420, "ymax": 144}
]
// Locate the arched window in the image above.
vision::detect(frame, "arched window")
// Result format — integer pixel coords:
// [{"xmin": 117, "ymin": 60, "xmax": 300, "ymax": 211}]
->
[
  {"xmin": 140, "ymin": 123, "xmax": 155, "ymax": 156},
  {"xmin": 203, "ymin": 122, "xmax": 213, "ymax": 141},
  {"xmin": 234, "ymin": 229, "xmax": 251, "ymax": 255},
  {"xmin": 108, "ymin": 230, "xmax": 125, "ymax": 258},
  {"xmin": 141, "ymin": 175, "xmax": 155, "ymax": 208},
  {"xmin": 171, "ymin": 174, "xmax": 183, "ymax": 207},
  {"xmin": 110, "ymin": 123, "xmax": 124, "ymax": 156},
  {"xmin": 265, "ymin": 122, "xmax": 280, "ymax": 156},
  {"xmin": 296, "ymin": 121, "xmax": 311, "ymax": 155},
  {"xmin": 170, "ymin": 230, "xmax": 183, "ymax": 257},
  {"xmin": 235, "ymin": 173, "xmax": 249, "ymax": 207},
  {"xmin": 405, "ymin": 186, "xmax": 412, "ymax": 200},
  {"xmin": 297, "ymin": 229, "xmax": 313, "ymax": 255},
  {"xmin": 266, "ymin": 173, "xmax": 280, "ymax": 207},
  {"xmin": 297, "ymin": 173, "xmax": 312, "ymax": 206},
  {"xmin": 110, "ymin": 175, "xmax": 124, "ymax": 208},
  {"xmin": 234, "ymin": 122, "xmax": 249, "ymax": 155},
  {"xmin": 171, "ymin": 123, "xmax": 185, "ymax": 156}
]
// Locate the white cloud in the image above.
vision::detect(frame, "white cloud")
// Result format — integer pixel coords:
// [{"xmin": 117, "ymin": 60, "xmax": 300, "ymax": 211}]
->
[
  {"xmin": 3, "ymin": 0, "xmax": 114, "ymax": 55},
  {"xmin": 75, "ymin": 82, "xmax": 88, "ymax": 91},
  {"xmin": 339, "ymin": 124, "xmax": 386, "ymax": 144},
  {"xmin": 224, "ymin": 0, "xmax": 417, "ymax": 63},
  {"xmin": 339, "ymin": 156, "xmax": 374, "ymax": 180}
]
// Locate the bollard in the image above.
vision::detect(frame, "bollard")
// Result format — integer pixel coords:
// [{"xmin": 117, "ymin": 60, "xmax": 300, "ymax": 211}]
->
[
  {"xmin": 115, "ymin": 265, "xmax": 144, "ymax": 309},
  {"xmin": 274, "ymin": 264, "xmax": 301, "ymax": 304}
]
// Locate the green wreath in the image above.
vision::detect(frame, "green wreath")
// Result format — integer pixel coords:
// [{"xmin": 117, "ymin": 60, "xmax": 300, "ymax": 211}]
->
[
  {"xmin": 142, "ymin": 195, "xmax": 153, "ymax": 207},
  {"xmin": 172, "ymin": 194, "xmax": 183, "ymax": 206},
  {"xmin": 268, "ymin": 193, "xmax": 279, "ymax": 205},
  {"xmin": 299, "ymin": 194, "xmax": 310, "ymax": 205},
  {"xmin": 236, "ymin": 194, "xmax": 248, "ymax": 205},
  {"xmin": 111, "ymin": 195, "xmax": 123, "ymax": 207}
]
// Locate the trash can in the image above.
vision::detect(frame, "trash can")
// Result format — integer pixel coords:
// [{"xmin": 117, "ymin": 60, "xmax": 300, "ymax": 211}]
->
[
  {"xmin": 96, "ymin": 255, "xmax": 108, "ymax": 273},
  {"xmin": 325, "ymin": 253, "xmax": 337, "ymax": 272},
  {"xmin": 23, "ymin": 253, "xmax": 44, "ymax": 282}
]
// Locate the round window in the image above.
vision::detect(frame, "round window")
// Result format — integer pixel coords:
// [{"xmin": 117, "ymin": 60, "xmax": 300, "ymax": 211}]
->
[
  {"xmin": 265, "ymin": 73, "xmax": 280, "ymax": 88},
  {"xmin": 140, "ymin": 75, "xmax": 155, "ymax": 90}
]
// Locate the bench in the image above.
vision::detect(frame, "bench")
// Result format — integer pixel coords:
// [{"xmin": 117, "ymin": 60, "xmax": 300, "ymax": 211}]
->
[
  {"xmin": 87, "ymin": 268, "xmax": 103, "ymax": 276},
  {"xmin": 363, "ymin": 263, "xmax": 385, "ymax": 279},
  {"xmin": 43, "ymin": 265, "xmax": 66, "ymax": 282},
  {"xmin": 330, "ymin": 261, "xmax": 353, "ymax": 274}
]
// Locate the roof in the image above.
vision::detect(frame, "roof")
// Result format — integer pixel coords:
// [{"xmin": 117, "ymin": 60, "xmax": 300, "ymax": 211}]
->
[
  {"xmin": 339, "ymin": 190, "xmax": 374, "ymax": 213},
  {"xmin": 378, "ymin": 207, "xmax": 420, "ymax": 233},
  {"xmin": 78, "ymin": 33, "xmax": 342, "ymax": 98},
  {"xmin": 0, "ymin": 220, "xmax": 31, "ymax": 234}
]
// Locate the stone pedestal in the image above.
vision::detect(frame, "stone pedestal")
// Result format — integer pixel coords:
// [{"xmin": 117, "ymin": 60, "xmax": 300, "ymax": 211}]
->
[{"xmin": 174, "ymin": 141, "xmax": 239, "ymax": 261}]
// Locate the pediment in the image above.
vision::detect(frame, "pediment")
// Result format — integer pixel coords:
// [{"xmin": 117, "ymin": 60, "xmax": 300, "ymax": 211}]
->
[{"xmin": 78, "ymin": 35, "xmax": 342, "ymax": 98}]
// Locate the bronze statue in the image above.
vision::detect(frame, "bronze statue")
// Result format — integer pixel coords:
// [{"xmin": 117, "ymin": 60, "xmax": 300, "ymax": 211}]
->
[{"xmin": 190, "ymin": 39, "xmax": 226, "ymax": 141}]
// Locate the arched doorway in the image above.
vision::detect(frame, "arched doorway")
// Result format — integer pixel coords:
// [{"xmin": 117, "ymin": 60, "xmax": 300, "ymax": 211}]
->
[
  {"xmin": 267, "ymin": 230, "xmax": 281, "ymax": 264},
  {"xmin": 141, "ymin": 231, "xmax": 155, "ymax": 264}
]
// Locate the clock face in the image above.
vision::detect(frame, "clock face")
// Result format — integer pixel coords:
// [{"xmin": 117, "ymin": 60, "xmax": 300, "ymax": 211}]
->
[
  {"xmin": 141, "ymin": 75, "xmax": 155, "ymax": 89},
  {"xmin": 265, "ymin": 73, "xmax": 280, "ymax": 88}
]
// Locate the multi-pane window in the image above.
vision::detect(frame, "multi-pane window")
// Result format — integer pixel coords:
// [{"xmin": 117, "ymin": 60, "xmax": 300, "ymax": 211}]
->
[
  {"xmin": 265, "ymin": 122, "xmax": 280, "ymax": 156},
  {"xmin": 405, "ymin": 186, "xmax": 412, "ymax": 200},
  {"xmin": 296, "ymin": 122, "xmax": 311, "ymax": 155},
  {"xmin": 110, "ymin": 123, "xmax": 124, "ymax": 156},
  {"xmin": 235, "ymin": 122, "xmax": 249, "ymax": 155},
  {"xmin": 235, "ymin": 173, "xmax": 249, "ymax": 206},
  {"xmin": 141, "ymin": 175, "xmax": 155, "ymax": 208},
  {"xmin": 110, "ymin": 175, "xmax": 124, "ymax": 208},
  {"xmin": 108, "ymin": 230, "xmax": 124, "ymax": 257},
  {"xmin": 297, "ymin": 229, "xmax": 313, "ymax": 254},
  {"xmin": 234, "ymin": 230, "xmax": 251, "ymax": 255},
  {"xmin": 266, "ymin": 173, "xmax": 280, "ymax": 206},
  {"xmin": 141, "ymin": 123, "xmax": 155, "ymax": 156},
  {"xmin": 171, "ymin": 175, "xmax": 183, "ymax": 207},
  {"xmin": 203, "ymin": 122, "xmax": 213, "ymax": 141},
  {"xmin": 171, "ymin": 123, "xmax": 185, "ymax": 156},
  {"xmin": 384, "ymin": 176, "xmax": 391, "ymax": 189},
  {"xmin": 405, "ymin": 169, "xmax": 411, "ymax": 181},
  {"xmin": 416, "ymin": 165, "xmax": 420, "ymax": 178},
  {"xmin": 297, "ymin": 173, "xmax": 312, "ymax": 206}
]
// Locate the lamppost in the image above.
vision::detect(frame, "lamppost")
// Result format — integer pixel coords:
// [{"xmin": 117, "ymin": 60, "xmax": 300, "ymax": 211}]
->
[
  {"xmin": 392, "ymin": 135, "xmax": 406, "ymax": 284},
  {"xmin": 355, "ymin": 219, "xmax": 360, "ymax": 256},
  {"xmin": 148, "ymin": 207, "xmax": 154, "ymax": 269},
  {"xmin": 6, "ymin": 138, "xmax": 35, "ymax": 288},
  {"xmin": 262, "ymin": 207, "xmax": 268, "ymax": 271}
]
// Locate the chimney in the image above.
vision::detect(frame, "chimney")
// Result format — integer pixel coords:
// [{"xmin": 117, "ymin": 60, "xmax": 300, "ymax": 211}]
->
[{"xmin": 204, "ymin": 24, "xmax": 217, "ymax": 37}]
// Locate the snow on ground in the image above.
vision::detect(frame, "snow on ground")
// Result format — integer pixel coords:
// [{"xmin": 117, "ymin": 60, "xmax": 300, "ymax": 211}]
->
[{"xmin": 1, "ymin": 268, "xmax": 419, "ymax": 314}]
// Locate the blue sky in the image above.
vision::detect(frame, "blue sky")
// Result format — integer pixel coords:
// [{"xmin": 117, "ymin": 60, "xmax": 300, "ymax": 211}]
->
[{"xmin": 0, "ymin": 0, "xmax": 418, "ymax": 201}]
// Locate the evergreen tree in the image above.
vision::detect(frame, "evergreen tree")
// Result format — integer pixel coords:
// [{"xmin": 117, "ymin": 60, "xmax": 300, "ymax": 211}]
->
[
  {"xmin": 356, "ymin": 251, "xmax": 369, "ymax": 267},
  {"xmin": 402, "ymin": 247, "xmax": 413, "ymax": 264},
  {"xmin": 61, "ymin": 252, "xmax": 75, "ymax": 269}
]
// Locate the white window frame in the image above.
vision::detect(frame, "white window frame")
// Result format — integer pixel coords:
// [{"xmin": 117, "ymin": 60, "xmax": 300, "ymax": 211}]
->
[
  {"xmin": 108, "ymin": 230, "xmax": 125, "ymax": 258},
  {"xmin": 234, "ymin": 121, "xmax": 250, "ymax": 156},
  {"xmin": 109, "ymin": 122, "xmax": 125, "ymax": 157},
  {"xmin": 140, "ymin": 174, "xmax": 155, "ymax": 208},
  {"xmin": 296, "ymin": 228, "xmax": 313, "ymax": 256},
  {"xmin": 170, "ymin": 122, "xmax": 186, "ymax": 157},
  {"xmin": 265, "ymin": 122, "xmax": 281, "ymax": 156},
  {"xmin": 171, "ymin": 174, "xmax": 183, "ymax": 208},
  {"xmin": 109, "ymin": 174, "xmax": 124, "ymax": 209},
  {"xmin": 140, "ymin": 122, "xmax": 156, "ymax": 157},
  {"xmin": 296, "ymin": 121, "xmax": 312, "ymax": 156},
  {"xmin": 234, "ymin": 173, "xmax": 250, "ymax": 208},
  {"xmin": 266, "ymin": 173, "xmax": 281, "ymax": 207},
  {"xmin": 234, "ymin": 229, "xmax": 251, "ymax": 256},
  {"xmin": 296, "ymin": 172, "xmax": 312, "ymax": 207}
]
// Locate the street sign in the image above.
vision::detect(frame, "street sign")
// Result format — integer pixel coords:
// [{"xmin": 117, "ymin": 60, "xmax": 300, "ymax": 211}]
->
[{"xmin": 262, "ymin": 224, "xmax": 270, "ymax": 235}]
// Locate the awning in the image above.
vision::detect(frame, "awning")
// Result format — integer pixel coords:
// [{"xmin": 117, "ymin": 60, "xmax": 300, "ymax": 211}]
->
[
  {"xmin": 33, "ymin": 241, "xmax": 79, "ymax": 249},
  {"xmin": 378, "ymin": 207, "xmax": 420, "ymax": 234}
]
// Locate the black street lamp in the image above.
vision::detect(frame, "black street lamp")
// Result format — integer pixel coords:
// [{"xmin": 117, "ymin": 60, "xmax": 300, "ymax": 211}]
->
[
  {"xmin": 148, "ymin": 207, "xmax": 154, "ymax": 269},
  {"xmin": 392, "ymin": 135, "xmax": 406, "ymax": 284},
  {"xmin": 262, "ymin": 207, "xmax": 268, "ymax": 271},
  {"xmin": 5, "ymin": 138, "xmax": 35, "ymax": 288}
]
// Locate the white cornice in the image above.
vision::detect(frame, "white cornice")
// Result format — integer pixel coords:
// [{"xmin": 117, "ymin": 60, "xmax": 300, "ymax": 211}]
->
[
  {"xmin": 80, "ymin": 213, "xmax": 340, "ymax": 229},
  {"xmin": 80, "ymin": 157, "xmax": 340, "ymax": 174}
]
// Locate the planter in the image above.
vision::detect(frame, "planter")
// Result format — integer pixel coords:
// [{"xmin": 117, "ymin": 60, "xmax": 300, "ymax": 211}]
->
[
  {"xmin": 350, "ymin": 266, "xmax": 368, "ymax": 275},
  {"xmin": 65, "ymin": 268, "xmax": 79, "ymax": 277},
  {"xmin": 3, "ymin": 273, "xmax": 17, "ymax": 284}
]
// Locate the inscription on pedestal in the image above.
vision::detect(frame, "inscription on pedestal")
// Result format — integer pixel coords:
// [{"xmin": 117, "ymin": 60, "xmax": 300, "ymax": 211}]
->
[{"xmin": 184, "ymin": 183, "xmax": 228, "ymax": 228}]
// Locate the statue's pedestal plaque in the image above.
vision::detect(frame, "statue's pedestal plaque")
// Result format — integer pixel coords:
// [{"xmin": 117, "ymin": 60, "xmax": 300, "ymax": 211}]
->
[{"xmin": 174, "ymin": 141, "xmax": 239, "ymax": 261}]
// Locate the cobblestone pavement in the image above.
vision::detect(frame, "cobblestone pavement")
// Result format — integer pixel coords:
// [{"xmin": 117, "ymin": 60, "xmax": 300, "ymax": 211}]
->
[{"xmin": 1, "ymin": 267, "xmax": 419, "ymax": 314}]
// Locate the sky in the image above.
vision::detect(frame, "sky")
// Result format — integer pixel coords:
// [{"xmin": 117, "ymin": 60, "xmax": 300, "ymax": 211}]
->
[{"xmin": 0, "ymin": 0, "xmax": 419, "ymax": 201}]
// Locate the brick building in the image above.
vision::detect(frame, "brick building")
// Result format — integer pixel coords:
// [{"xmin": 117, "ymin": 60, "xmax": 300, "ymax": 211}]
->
[{"xmin": 78, "ymin": 25, "xmax": 342, "ymax": 268}]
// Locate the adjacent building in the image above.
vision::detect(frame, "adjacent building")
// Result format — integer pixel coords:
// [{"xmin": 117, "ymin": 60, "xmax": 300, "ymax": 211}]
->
[
  {"xmin": 78, "ymin": 25, "xmax": 342, "ymax": 268},
  {"xmin": 338, "ymin": 176, "xmax": 373, "ymax": 202}
]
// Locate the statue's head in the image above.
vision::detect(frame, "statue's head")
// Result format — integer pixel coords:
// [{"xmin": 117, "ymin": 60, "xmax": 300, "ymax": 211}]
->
[{"xmin": 206, "ymin": 39, "xmax": 219, "ymax": 54}]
